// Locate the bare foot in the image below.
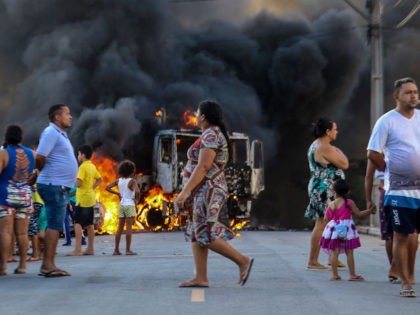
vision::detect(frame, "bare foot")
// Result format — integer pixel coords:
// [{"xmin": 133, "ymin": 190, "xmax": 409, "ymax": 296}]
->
[
  {"xmin": 82, "ymin": 251, "xmax": 94, "ymax": 255},
  {"xmin": 125, "ymin": 251, "xmax": 137, "ymax": 255},
  {"xmin": 66, "ymin": 251, "xmax": 83, "ymax": 256},
  {"xmin": 113, "ymin": 250, "xmax": 122, "ymax": 255}
]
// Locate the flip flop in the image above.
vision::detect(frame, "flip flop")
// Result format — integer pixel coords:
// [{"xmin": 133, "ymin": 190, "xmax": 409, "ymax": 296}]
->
[
  {"xmin": 39, "ymin": 269, "xmax": 71, "ymax": 277},
  {"xmin": 349, "ymin": 275, "xmax": 365, "ymax": 281},
  {"xmin": 388, "ymin": 275, "xmax": 402, "ymax": 284},
  {"xmin": 125, "ymin": 251, "xmax": 137, "ymax": 256},
  {"xmin": 330, "ymin": 275, "xmax": 342, "ymax": 281},
  {"xmin": 113, "ymin": 251, "xmax": 122, "ymax": 256},
  {"xmin": 307, "ymin": 264, "xmax": 329, "ymax": 270},
  {"xmin": 27, "ymin": 257, "xmax": 40, "ymax": 262},
  {"xmin": 179, "ymin": 280, "xmax": 209, "ymax": 288},
  {"xmin": 14, "ymin": 268, "xmax": 26, "ymax": 274},
  {"xmin": 7, "ymin": 258, "xmax": 18, "ymax": 263},
  {"xmin": 240, "ymin": 257, "xmax": 254, "ymax": 286},
  {"xmin": 328, "ymin": 262, "xmax": 346, "ymax": 269},
  {"xmin": 400, "ymin": 289, "xmax": 416, "ymax": 297}
]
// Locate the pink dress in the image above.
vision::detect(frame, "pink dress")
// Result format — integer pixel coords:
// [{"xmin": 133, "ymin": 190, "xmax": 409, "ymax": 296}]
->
[{"xmin": 319, "ymin": 199, "xmax": 361, "ymax": 254}]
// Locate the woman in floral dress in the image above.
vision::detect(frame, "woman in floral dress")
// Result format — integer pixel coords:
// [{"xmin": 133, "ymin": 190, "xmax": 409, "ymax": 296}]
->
[
  {"xmin": 175, "ymin": 100, "xmax": 253, "ymax": 288},
  {"xmin": 305, "ymin": 118, "xmax": 348, "ymax": 270}
]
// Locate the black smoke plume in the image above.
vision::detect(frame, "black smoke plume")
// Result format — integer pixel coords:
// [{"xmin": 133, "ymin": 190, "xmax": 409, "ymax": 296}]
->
[{"xmin": 0, "ymin": 0, "xmax": 418, "ymax": 227}]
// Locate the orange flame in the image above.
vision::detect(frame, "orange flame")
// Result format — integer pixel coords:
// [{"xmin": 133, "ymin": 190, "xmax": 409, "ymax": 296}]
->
[
  {"xmin": 91, "ymin": 153, "xmax": 248, "ymax": 234},
  {"xmin": 183, "ymin": 110, "xmax": 196, "ymax": 127},
  {"xmin": 155, "ymin": 109, "xmax": 163, "ymax": 117},
  {"xmin": 91, "ymin": 154, "xmax": 183, "ymax": 234},
  {"xmin": 230, "ymin": 219, "xmax": 249, "ymax": 237}
]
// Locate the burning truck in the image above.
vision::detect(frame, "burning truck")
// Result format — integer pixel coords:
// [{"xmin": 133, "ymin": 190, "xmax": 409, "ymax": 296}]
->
[{"xmin": 93, "ymin": 110, "xmax": 265, "ymax": 233}]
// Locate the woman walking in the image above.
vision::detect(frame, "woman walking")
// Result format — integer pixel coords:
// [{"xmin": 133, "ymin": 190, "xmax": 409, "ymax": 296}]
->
[{"xmin": 175, "ymin": 100, "xmax": 253, "ymax": 287}]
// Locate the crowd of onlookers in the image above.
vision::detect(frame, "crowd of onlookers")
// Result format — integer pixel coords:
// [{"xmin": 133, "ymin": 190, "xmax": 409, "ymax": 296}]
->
[
  {"xmin": 0, "ymin": 104, "xmax": 141, "ymax": 277},
  {"xmin": 305, "ymin": 77, "xmax": 420, "ymax": 298}
]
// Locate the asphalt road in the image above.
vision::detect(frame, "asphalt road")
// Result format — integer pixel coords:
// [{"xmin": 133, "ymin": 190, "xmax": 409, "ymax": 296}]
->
[{"xmin": 1, "ymin": 231, "xmax": 418, "ymax": 315}]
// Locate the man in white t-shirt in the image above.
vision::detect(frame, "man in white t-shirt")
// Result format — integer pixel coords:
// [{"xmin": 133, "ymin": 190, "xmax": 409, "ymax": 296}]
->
[{"xmin": 367, "ymin": 77, "xmax": 420, "ymax": 298}]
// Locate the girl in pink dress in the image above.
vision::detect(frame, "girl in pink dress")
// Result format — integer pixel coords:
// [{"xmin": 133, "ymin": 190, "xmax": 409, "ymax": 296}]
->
[{"xmin": 320, "ymin": 179, "xmax": 376, "ymax": 281}]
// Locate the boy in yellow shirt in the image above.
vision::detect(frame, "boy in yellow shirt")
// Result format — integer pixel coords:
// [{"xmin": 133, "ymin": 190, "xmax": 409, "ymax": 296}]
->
[{"xmin": 67, "ymin": 145, "xmax": 101, "ymax": 256}]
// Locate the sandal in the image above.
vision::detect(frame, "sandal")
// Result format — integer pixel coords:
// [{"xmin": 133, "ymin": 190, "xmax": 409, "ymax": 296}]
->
[
  {"xmin": 388, "ymin": 275, "xmax": 402, "ymax": 284},
  {"xmin": 349, "ymin": 275, "xmax": 365, "ymax": 281},
  {"xmin": 400, "ymin": 289, "xmax": 416, "ymax": 297},
  {"xmin": 239, "ymin": 257, "xmax": 254, "ymax": 286},
  {"xmin": 39, "ymin": 269, "xmax": 71, "ymax": 277},
  {"xmin": 330, "ymin": 275, "xmax": 342, "ymax": 281},
  {"xmin": 179, "ymin": 280, "xmax": 209, "ymax": 288},
  {"xmin": 307, "ymin": 263, "xmax": 329, "ymax": 270},
  {"xmin": 14, "ymin": 268, "xmax": 26, "ymax": 274}
]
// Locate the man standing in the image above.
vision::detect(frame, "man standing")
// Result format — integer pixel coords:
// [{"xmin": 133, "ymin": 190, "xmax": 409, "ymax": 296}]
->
[
  {"xmin": 67, "ymin": 144, "xmax": 101, "ymax": 256},
  {"xmin": 367, "ymin": 77, "xmax": 420, "ymax": 297},
  {"xmin": 34, "ymin": 104, "xmax": 78, "ymax": 277}
]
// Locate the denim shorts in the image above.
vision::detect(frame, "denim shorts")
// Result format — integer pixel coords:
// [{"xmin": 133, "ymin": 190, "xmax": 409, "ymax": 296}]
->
[{"xmin": 37, "ymin": 184, "xmax": 69, "ymax": 231}]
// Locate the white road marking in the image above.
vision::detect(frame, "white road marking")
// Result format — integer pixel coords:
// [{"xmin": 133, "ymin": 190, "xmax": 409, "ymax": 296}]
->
[{"xmin": 191, "ymin": 289, "xmax": 205, "ymax": 302}]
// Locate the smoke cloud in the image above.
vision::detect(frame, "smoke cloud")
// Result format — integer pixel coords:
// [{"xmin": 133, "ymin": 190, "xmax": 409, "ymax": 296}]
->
[{"xmin": 0, "ymin": 0, "xmax": 418, "ymax": 227}]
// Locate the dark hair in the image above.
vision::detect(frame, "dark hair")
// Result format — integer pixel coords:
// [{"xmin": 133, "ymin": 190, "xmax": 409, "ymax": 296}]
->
[
  {"xmin": 118, "ymin": 160, "xmax": 136, "ymax": 178},
  {"xmin": 333, "ymin": 179, "xmax": 350, "ymax": 207},
  {"xmin": 3, "ymin": 125, "xmax": 23, "ymax": 147},
  {"xmin": 198, "ymin": 100, "xmax": 230, "ymax": 152},
  {"xmin": 312, "ymin": 117, "xmax": 334, "ymax": 139},
  {"xmin": 394, "ymin": 77, "xmax": 417, "ymax": 94},
  {"xmin": 78, "ymin": 144, "xmax": 93, "ymax": 159},
  {"xmin": 48, "ymin": 104, "xmax": 67, "ymax": 122}
]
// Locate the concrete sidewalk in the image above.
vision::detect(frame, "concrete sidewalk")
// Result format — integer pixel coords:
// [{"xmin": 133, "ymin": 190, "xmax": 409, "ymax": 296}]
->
[{"xmin": 1, "ymin": 231, "xmax": 418, "ymax": 315}]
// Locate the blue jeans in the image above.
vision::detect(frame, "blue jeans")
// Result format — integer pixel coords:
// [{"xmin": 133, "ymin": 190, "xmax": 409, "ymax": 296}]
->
[
  {"xmin": 37, "ymin": 184, "xmax": 69, "ymax": 231},
  {"xmin": 63, "ymin": 201, "xmax": 75, "ymax": 244}
]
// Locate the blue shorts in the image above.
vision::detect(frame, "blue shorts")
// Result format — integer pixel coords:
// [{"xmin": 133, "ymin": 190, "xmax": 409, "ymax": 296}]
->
[
  {"xmin": 37, "ymin": 184, "xmax": 69, "ymax": 231},
  {"xmin": 384, "ymin": 190, "xmax": 420, "ymax": 234}
]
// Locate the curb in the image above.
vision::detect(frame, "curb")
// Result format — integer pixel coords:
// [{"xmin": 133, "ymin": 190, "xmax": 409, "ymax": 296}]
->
[{"xmin": 358, "ymin": 226, "xmax": 381, "ymax": 237}]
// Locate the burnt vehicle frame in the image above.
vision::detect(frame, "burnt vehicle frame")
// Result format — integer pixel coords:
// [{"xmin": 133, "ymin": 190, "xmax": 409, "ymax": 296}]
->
[{"xmin": 135, "ymin": 129, "xmax": 264, "ymax": 228}]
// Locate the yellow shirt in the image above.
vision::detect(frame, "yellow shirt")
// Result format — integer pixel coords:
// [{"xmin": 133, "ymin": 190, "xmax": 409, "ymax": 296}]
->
[
  {"xmin": 76, "ymin": 160, "xmax": 101, "ymax": 207},
  {"xmin": 32, "ymin": 185, "xmax": 44, "ymax": 205}
]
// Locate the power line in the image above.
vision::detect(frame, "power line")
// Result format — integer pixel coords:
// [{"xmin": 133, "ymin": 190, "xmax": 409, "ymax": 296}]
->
[{"xmin": 396, "ymin": 0, "xmax": 420, "ymax": 28}]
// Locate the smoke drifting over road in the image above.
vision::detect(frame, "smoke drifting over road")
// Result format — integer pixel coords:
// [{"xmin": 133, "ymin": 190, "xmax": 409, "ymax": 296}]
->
[{"xmin": 0, "ymin": 0, "xmax": 418, "ymax": 227}]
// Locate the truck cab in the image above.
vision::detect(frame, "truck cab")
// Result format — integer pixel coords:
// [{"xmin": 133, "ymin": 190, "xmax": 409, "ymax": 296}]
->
[{"xmin": 151, "ymin": 129, "xmax": 264, "ymax": 218}]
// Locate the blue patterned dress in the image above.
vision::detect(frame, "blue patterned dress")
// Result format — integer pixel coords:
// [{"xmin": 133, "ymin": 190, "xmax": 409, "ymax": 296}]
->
[
  {"xmin": 183, "ymin": 126, "xmax": 235, "ymax": 246},
  {"xmin": 304, "ymin": 141, "xmax": 345, "ymax": 219}
]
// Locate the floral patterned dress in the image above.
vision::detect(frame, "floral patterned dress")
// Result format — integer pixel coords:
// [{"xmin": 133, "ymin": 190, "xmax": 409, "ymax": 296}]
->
[
  {"xmin": 304, "ymin": 141, "xmax": 345, "ymax": 219},
  {"xmin": 182, "ymin": 126, "xmax": 235, "ymax": 246}
]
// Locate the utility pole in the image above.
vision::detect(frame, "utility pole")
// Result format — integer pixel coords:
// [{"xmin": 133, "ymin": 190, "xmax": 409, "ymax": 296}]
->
[
  {"xmin": 344, "ymin": 0, "xmax": 384, "ymax": 130},
  {"xmin": 367, "ymin": 0, "xmax": 384, "ymax": 130},
  {"xmin": 344, "ymin": 0, "xmax": 383, "ymax": 229}
]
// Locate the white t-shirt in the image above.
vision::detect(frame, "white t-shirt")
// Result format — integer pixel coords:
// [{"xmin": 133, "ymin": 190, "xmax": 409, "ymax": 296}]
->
[{"xmin": 367, "ymin": 109, "xmax": 420, "ymax": 191}]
